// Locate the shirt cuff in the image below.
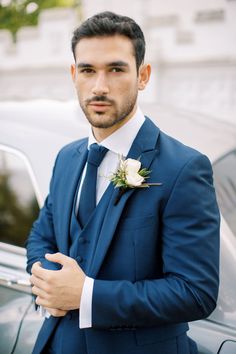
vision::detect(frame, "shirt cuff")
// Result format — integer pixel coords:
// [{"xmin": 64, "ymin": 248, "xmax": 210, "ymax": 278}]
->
[
  {"xmin": 79, "ymin": 276, "xmax": 94, "ymax": 328},
  {"xmin": 38, "ymin": 306, "xmax": 51, "ymax": 319}
]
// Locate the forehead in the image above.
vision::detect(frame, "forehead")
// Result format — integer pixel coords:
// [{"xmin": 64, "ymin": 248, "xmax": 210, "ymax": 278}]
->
[{"xmin": 74, "ymin": 35, "xmax": 135, "ymax": 65}]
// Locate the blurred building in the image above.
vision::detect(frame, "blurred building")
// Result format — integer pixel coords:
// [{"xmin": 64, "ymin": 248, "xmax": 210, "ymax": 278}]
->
[
  {"xmin": 0, "ymin": 8, "xmax": 78, "ymax": 101},
  {"xmin": 0, "ymin": 0, "xmax": 236, "ymax": 123}
]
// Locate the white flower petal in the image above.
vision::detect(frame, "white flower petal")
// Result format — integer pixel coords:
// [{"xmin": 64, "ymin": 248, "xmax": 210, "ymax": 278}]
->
[
  {"xmin": 126, "ymin": 172, "xmax": 144, "ymax": 187},
  {"xmin": 125, "ymin": 158, "xmax": 141, "ymax": 174}
]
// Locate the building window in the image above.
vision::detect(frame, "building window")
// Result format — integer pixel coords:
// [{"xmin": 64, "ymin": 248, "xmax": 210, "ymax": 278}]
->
[
  {"xmin": 0, "ymin": 149, "xmax": 39, "ymax": 248},
  {"xmin": 194, "ymin": 9, "xmax": 225, "ymax": 23}
]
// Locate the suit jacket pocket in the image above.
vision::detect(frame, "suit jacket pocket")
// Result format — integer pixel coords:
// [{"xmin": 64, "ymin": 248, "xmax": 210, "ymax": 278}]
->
[
  {"xmin": 118, "ymin": 214, "xmax": 156, "ymax": 231},
  {"xmin": 99, "ymin": 215, "xmax": 156, "ymax": 281},
  {"xmin": 115, "ymin": 214, "xmax": 161, "ymax": 281}
]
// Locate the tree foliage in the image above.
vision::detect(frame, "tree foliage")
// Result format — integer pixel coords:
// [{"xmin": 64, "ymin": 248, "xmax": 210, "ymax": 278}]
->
[
  {"xmin": 0, "ymin": 0, "xmax": 77, "ymax": 40},
  {"xmin": 0, "ymin": 171, "xmax": 39, "ymax": 247}
]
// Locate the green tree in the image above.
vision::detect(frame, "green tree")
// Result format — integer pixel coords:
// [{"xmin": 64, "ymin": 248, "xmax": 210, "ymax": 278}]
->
[
  {"xmin": 0, "ymin": 172, "xmax": 39, "ymax": 247},
  {"xmin": 0, "ymin": 0, "xmax": 79, "ymax": 41}
]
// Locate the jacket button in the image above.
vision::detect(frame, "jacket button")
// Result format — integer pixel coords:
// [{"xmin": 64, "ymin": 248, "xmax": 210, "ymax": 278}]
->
[
  {"xmin": 66, "ymin": 312, "xmax": 72, "ymax": 320},
  {"xmin": 76, "ymin": 255, "xmax": 83, "ymax": 263},
  {"xmin": 78, "ymin": 237, "xmax": 86, "ymax": 244}
]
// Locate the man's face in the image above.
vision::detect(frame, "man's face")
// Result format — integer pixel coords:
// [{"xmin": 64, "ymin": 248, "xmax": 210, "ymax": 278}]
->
[{"xmin": 71, "ymin": 35, "xmax": 142, "ymax": 130}]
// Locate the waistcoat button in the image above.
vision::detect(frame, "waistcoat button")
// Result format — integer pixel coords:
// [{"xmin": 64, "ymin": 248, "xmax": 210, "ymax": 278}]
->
[
  {"xmin": 66, "ymin": 312, "xmax": 72, "ymax": 320},
  {"xmin": 76, "ymin": 255, "xmax": 83, "ymax": 263}
]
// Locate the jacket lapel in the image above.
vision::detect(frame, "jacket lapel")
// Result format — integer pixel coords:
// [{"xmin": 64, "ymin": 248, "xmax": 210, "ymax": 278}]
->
[
  {"xmin": 59, "ymin": 139, "xmax": 88, "ymax": 255},
  {"xmin": 88, "ymin": 118, "xmax": 160, "ymax": 277}
]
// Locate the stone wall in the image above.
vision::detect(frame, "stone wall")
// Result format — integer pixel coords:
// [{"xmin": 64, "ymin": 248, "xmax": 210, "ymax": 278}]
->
[
  {"xmin": 0, "ymin": 8, "xmax": 78, "ymax": 101},
  {"xmin": 0, "ymin": 1, "xmax": 236, "ymax": 123}
]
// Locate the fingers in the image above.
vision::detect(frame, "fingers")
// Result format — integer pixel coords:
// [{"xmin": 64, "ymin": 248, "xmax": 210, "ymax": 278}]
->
[
  {"xmin": 45, "ymin": 307, "xmax": 67, "ymax": 317},
  {"xmin": 35, "ymin": 295, "xmax": 66, "ymax": 310},
  {"xmin": 35, "ymin": 295, "xmax": 52, "ymax": 308},
  {"xmin": 31, "ymin": 262, "xmax": 44, "ymax": 279},
  {"xmin": 31, "ymin": 261, "xmax": 50, "ymax": 280},
  {"xmin": 45, "ymin": 252, "xmax": 75, "ymax": 267},
  {"xmin": 31, "ymin": 283, "xmax": 47, "ymax": 296},
  {"xmin": 31, "ymin": 260, "xmax": 58, "ymax": 280},
  {"xmin": 32, "ymin": 261, "xmax": 42, "ymax": 268},
  {"xmin": 30, "ymin": 254, "xmax": 84, "ymax": 311},
  {"xmin": 30, "ymin": 274, "xmax": 49, "ymax": 292}
]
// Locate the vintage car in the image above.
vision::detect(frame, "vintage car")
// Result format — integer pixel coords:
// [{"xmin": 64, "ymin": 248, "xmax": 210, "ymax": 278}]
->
[{"xmin": 0, "ymin": 100, "xmax": 235, "ymax": 354}]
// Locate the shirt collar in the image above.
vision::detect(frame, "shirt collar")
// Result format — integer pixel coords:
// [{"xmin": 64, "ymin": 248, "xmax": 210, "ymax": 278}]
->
[{"xmin": 88, "ymin": 106, "xmax": 145, "ymax": 157}]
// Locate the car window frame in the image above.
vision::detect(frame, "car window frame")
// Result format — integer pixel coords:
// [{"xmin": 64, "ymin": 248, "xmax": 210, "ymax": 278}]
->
[
  {"xmin": 0, "ymin": 143, "xmax": 42, "ymax": 252},
  {"xmin": 0, "ymin": 143, "xmax": 43, "ymax": 208},
  {"xmin": 212, "ymin": 148, "xmax": 236, "ymax": 238}
]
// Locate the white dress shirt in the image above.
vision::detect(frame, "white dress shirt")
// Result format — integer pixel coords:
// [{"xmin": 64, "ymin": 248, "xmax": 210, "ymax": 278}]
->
[{"xmin": 79, "ymin": 107, "xmax": 145, "ymax": 328}]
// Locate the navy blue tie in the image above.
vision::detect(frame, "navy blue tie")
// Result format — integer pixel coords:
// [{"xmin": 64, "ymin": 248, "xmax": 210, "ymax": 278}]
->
[{"xmin": 78, "ymin": 143, "xmax": 108, "ymax": 228}]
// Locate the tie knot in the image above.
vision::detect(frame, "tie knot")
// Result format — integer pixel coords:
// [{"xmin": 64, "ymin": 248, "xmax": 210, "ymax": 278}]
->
[{"xmin": 87, "ymin": 143, "xmax": 108, "ymax": 167}]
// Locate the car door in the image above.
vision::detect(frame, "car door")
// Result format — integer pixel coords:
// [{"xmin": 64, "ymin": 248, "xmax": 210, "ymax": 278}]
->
[
  {"xmin": 189, "ymin": 149, "xmax": 236, "ymax": 354},
  {"xmin": 0, "ymin": 146, "xmax": 42, "ymax": 354}
]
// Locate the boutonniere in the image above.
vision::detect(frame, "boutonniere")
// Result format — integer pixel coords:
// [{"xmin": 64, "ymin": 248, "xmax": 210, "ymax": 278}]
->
[{"xmin": 110, "ymin": 157, "xmax": 162, "ymax": 205}]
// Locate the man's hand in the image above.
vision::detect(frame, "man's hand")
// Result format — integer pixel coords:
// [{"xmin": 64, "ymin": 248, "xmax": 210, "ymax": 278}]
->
[
  {"xmin": 44, "ymin": 307, "xmax": 67, "ymax": 317},
  {"xmin": 30, "ymin": 253, "xmax": 86, "ymax": 311}
]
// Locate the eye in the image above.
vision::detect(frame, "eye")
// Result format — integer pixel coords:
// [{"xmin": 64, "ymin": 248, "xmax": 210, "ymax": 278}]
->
[
  {"xmin": 80, "ymin": 68, "xmax": 95, "ymax": 74},
  {"xmin": 110, "ymin": 67, "xmax": 124, "ymax": 73}
]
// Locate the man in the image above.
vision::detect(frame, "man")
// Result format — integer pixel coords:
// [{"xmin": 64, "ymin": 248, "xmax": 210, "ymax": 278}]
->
[{"xmin": 27, "ymin": 11, "xmax": 220, "ymax": 354}]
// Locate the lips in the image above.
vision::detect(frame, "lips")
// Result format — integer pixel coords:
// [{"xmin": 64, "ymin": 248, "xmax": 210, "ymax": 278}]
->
[
  {"xmin": 88, "ymin": 102, "xmax": 112, "ymax": 112},
  {"xmin": 89, "ymin": 101, "xmax": 111, "ymax": 106}
]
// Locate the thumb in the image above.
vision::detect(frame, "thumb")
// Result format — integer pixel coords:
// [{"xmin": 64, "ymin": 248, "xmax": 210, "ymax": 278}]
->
[{"xmin": 45, "ymin": 252, "xmax": 72, "ymax": 267}]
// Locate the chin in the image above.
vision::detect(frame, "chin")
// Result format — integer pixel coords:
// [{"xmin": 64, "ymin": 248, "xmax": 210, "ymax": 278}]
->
[{"xmin": 87, "ymin": 113, "xmax": 116, "ymax": 129}]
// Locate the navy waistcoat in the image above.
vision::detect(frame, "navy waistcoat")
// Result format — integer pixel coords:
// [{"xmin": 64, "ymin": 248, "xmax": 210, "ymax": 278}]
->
[{"xmin": 48, "ymin": 179, "xmax": 114, "ymax": 354}]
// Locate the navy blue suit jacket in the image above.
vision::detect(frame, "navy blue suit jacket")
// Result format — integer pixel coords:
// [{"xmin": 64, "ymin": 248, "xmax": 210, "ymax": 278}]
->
[{"xmin": 27, "ymin": 117, "xmax": 220, "ymax": 354}]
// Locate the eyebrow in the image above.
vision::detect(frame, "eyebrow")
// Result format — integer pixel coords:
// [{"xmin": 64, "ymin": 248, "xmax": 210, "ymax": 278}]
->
[
  {"xmin": 77, "ymin": 63, "xmax": 93, "ymax": 69},
  {"xmin": 107, "ymin": 61, "xmax": 129, "ymax": 67},
  {"xmin": 76, "ymin": 61, "xmax": 129, "ymax": 69}
]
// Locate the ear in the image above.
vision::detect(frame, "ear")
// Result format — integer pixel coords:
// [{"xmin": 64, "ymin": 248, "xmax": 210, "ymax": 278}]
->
[
  {"xmin": 71, "ymin": 64, "xmax": 76, "ymax": 82},
  {"xmin": 138, "ymin": 63, "xmax": 151, "ymax": 91}
]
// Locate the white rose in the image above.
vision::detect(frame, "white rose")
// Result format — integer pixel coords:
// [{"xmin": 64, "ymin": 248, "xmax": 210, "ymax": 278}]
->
[
  {"xmin": 126, "ymin": 171, "xmax": 144, "ymax": 187},
  {"xmin": 124, "ymin": 158, "xmax": 141, "ymax": 174}
]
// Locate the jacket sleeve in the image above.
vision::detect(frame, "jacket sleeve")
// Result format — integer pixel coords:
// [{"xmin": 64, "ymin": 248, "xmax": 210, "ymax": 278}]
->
[
  {"xmin": 26, "ymin": 155, "xmax": 61, "ymax": 274},
  {"xmin": 91, "ymin": 154, "xmax": 220, "ymax": 329}
]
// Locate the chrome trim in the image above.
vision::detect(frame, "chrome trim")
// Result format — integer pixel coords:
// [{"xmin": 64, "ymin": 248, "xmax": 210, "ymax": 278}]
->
[
  {"xmin": 0, "ymin": 274, "xmax": 30, "ymax": 287},
  {"xmin": 0, "ymin": 242, "xmax": 26, "ymax": 256},
  {"xmin": 0, "ymin": 143, "xmax": 43, "ymax": 207},
  {"xmin": 0, "ymin": 266, "xmax": 32, "ymax": 294}
]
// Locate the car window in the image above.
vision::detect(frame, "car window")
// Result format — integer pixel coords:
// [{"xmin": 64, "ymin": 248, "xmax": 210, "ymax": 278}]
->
[
  {"xmin": 0, "ymin": 148, "xmax": 40, "ymax": 247},
  {"xmin": 213, "ymin": 149, "xmax": 236, "ymax": 237}
]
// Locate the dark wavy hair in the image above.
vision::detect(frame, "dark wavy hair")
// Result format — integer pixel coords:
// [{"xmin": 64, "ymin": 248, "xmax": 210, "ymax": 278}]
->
[{"xmin": 71, "ymin": 11, "xmax": 146, "ymax": 71}]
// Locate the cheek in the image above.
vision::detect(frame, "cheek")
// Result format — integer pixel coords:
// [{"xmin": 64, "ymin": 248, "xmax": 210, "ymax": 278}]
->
[
  {"xmin": 74, "ymin": 81, "xmax": 89, "ymax": 100},
  {"xmin": 114, "ymin": 79, "xmax": 138, "ymax": 96},
  {"xmin": 74, "ymin": 76, "xmax": 90, "ymax": 90}
]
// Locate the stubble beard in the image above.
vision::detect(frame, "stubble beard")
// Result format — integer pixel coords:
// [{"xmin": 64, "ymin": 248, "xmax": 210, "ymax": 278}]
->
[{"xmin": 79, "ymin": 93, "xmax": 138, "ymax": 129}]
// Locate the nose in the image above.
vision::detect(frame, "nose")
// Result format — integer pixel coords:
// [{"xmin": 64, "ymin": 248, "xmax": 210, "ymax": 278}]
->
[{"xmin": 92, "ymin": 72, "xmax": 109, "ymax": 96}]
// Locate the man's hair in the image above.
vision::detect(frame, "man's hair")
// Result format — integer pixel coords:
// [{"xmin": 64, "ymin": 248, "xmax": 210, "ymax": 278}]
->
[{"xmin": 71, "ymin": 11, "xmax": 146, "ymax": 70}]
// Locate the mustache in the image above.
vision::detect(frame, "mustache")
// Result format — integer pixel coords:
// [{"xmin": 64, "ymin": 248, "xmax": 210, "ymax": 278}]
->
[{"xmin": 85, "ymin": 96, "xmax": 114, "ymax": 104}]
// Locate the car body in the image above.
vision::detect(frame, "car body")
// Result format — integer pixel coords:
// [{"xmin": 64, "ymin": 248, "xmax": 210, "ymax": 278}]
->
[{"xmin": 0, "ymin": 100, "xmax": 235, "ymax": 354}]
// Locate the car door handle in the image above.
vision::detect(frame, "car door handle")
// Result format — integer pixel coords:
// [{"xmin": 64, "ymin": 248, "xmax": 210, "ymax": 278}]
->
[{"xmin": 0, "ymin": 274, "xmax": 31, "ymax": 287}]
